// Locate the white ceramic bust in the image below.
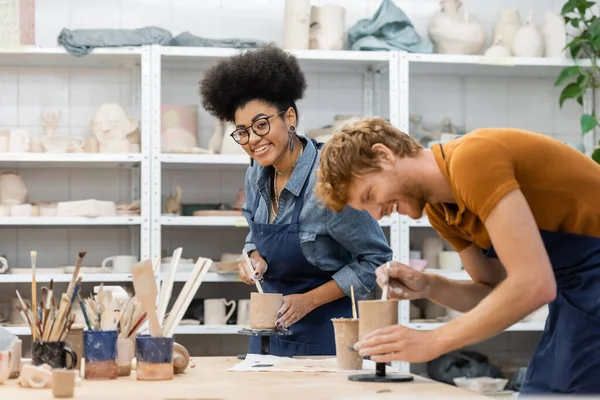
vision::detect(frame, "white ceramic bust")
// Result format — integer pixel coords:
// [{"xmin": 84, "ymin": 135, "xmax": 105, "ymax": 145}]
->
[
  {"xmin": 90, "ymin": 103, "xmax": 138, "ymax": 153},
  {"xmin": 0, "ymin": 173, "xmax": 27, "ymax": 205}
]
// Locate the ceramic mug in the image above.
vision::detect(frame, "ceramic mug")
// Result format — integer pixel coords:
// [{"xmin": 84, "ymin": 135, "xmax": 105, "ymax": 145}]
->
[
  {"xmin": 32, "ymin": 341, "xmax": 77, "ymax": 370},
  {"xmin": 0, "ymin": 350, "xmax": 11, "ymax": 384},
  {"xmin": 101, "ymin": 255, "xmax": 137, "ymax": 273},
  {"xmin": 236, "ymin": 299, "xmax": 251, "ymax": 326},
  {"xmin": 204, "ymin": 298, "xmax": 236, "ymax": 325}
]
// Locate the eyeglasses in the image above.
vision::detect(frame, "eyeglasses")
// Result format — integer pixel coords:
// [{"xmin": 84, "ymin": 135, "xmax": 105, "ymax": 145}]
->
[{"xmin": 230, "ymin": 111, "xmax": 286, "ymax": 145}]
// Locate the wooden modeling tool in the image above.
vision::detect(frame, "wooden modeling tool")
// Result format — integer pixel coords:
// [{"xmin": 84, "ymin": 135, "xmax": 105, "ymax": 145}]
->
[
  {"xmin": 162, "ymin": 257, "xmax": 212, "ymax": 338},
  {"xmin": 351, "ymin": 286, "xmax": 357, "ymax": 319},
  {"xmin": 131, "ymin": 260, "xmax": 162, "ymax": 337},
  {"xmin": 30, "ymin": 251, "xmax": 37, "ymax": 341},
  {"xmin": 242, "ymin": 249, "xmax": 263, "ymax": 293},
  {"xmin": 156, "ymin": 247, "xmax": 182, "ymax": 324}
]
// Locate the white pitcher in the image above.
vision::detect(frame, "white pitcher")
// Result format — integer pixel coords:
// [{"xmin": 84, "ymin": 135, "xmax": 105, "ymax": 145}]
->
[{"xmin": 204, "ymin": 299, "xmax": 236, "ymax": 325}]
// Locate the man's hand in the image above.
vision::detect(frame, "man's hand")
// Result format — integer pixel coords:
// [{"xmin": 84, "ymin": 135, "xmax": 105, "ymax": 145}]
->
[
  {"xmin": 275, "ymin": 294, "xmax": 315, "ymax": 329},
  {"xmin": 353, "ymin": 325, "xmax": 442, "ymax": 363},
  {"xmin": 237, "ymin": 251, "xmax": 268, "ymax": 285},
  {"xmin": 376, "ymin": 262, "xmax": 432, "ymax": 300}
]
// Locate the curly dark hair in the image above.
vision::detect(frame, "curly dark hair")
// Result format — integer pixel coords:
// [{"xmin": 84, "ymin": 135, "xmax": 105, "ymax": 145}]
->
[{"xmin": 199, "ymin": 43, "xmax": 307, "ymax": 123}]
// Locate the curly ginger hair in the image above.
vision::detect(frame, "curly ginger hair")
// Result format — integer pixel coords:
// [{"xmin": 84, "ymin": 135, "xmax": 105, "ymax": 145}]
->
[{"xmin": 315, "ymin": 117, "xmax": 422, "ymax": 212}]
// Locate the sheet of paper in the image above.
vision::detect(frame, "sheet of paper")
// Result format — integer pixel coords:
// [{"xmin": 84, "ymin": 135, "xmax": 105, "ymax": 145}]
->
[{"xmin": 228, "ymin": 354, "xmax": 400, "ymax": 373}]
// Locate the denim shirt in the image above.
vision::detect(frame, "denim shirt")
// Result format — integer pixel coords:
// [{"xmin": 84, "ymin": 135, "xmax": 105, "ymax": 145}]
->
[{"xmin": 242, "ymin": 136, "xmax": 393, "ymax": 299}]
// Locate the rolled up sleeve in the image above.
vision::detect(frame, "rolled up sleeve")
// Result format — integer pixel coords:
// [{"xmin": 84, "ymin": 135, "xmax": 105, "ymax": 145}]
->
[
  {"xmin": 326, "ymin": 206, "xmax": 393, "ymax": 299},
  {"xmin": 242, "ymin": 170, "xmax": 257, "ymax": 255}
]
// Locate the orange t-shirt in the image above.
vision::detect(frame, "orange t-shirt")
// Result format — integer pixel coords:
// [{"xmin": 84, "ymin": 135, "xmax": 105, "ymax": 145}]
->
[{"xmin": 425, "ymin": 128, "xmax": 600, "ymax": 252}]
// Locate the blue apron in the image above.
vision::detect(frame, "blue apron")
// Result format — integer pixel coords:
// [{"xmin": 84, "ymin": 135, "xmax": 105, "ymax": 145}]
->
[
  {"xmin": 247, "ymin": 143, "xmax": 352, "ymax": 357},
  {"xmin": 484, "ymin": 231, "xmax": 600, "ymax": 394},
  {"xmin": 437, "ymin": 143, "xmax": 600, "ymax": 394}
]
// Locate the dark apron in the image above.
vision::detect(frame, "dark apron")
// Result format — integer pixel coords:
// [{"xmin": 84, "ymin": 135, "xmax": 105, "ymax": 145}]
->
[
  {"xmin": 438, "ymin": 143, "xmax": 600, "ymax": 394},
  {"xmin": 247, "ymin": 144, "xmax": 352, "ymax": 356},
  {"xmin": 485, "ymin": 231, "xmax": 600, "ymax": 395}
]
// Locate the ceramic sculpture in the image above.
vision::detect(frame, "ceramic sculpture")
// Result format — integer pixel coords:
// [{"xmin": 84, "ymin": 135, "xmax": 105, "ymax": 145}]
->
[
  {"xmin": 492, "ymin": 10, "xmax": 521, "ymax": 53},
  {"xmin": 309, "ymin": 5, "xmax": 346, "ymax": 50},
  {"xmin": 484, "ymin": 36, "xmax": 512, "ymax": 57},
  {"xmin": 511, "ymin": 13, "xmax": 545, "ymax": 57},
  {"xmin": 428, "ymin": 0, "xmax": 486, "ymax": 55},
  {"xmin": 0, "ymin": 173, "xmax": 27, "ymax": 205},
  {"xmin": 90, "ymin": 103, "xmax": 138, "ymax": 153},
  {"xmin": 283, "ymin": 0, "xmax": 311, "ymax": 50},
  {"xmin": 539, "ymin": 12, "xmax": 566, "ymax": 57},
  {"xmin": 161, "ymin": 105, "xmax": 199, "ymax": 153}
]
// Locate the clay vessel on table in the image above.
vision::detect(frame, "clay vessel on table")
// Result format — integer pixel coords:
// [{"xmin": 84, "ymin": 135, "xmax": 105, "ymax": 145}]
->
[
  {"xmin": 357, "ymin": 300, "xmax": 398, "ymax": 340},
  {"xmin": 51, "ymin": 369, "xmax": 76, "ymax": 398},
  {"xmin": 331, "ymin": 318, "xmax": 362, "ymax": 370},
  {"xmin": 250, "ymin": 293, "xmax": 283, "ymax": 329}
]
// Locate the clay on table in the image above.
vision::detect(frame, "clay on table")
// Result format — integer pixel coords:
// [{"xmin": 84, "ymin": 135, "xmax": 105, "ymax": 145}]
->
[
  {"xmin": 331, "ymin": 318, "xmax": 362, "ymax": 370},
  {"xmin": 249, "ymin": 293, "xmax": 283, "ymax": 330},
  {"xmin": 52, "ymin": 369, "xmax": 76, "ymax": 398}
]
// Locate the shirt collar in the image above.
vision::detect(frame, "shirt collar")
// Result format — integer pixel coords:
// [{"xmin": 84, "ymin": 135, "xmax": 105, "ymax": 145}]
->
[{"xmin": 256, "ymin": 136, "xmax": 316, "ymax": 197}]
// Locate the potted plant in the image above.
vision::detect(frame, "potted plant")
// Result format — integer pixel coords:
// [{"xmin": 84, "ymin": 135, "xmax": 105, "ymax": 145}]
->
[{"xmin": 554, "ymin": 0, "xmax": 600, "ymax": 163}]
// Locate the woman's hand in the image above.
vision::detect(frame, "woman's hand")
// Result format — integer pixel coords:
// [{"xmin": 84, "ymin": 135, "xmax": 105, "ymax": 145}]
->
[
  {"xmin": 237, "ymin": 251, "xmax": 268, "ymax": 285},
  {"xmin": 377, "ymin": 262, "xmax": 432, "ymax": 300},
  {"xmin": 276, "ymin": 294, "xmax": 314, "ymax": 329}
]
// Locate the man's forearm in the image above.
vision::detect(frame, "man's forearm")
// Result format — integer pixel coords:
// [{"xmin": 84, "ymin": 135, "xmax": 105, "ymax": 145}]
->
[
  {"xmin": 306, "ymin": 280, "xmax": 345, "ymax": 310},
  {"xmin": 426, "ymin": 273, "xmax": 495, "ymax": 312}
]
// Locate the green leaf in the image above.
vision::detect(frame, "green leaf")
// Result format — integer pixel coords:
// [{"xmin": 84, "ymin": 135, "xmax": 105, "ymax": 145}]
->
[
  {"xmin": 592, "ymin": 148, "xmax": 600, "ymax": 164},
  {"xmin": 581, "ymin": 113, "xmax": 598, "ymax": 134},
  {"xmin": 589, "ymin": 19, "xmax": 600, "ymax": 38},
  {"xmin": 593, "ymin": 35, "xmax": 600, "ymax": 49},
  {"xmin": 555, "ymin": 66, "xmax": 583, "ymax": 86},
  {"xmin": 571, "ymin": 18, "xmax": 581, "ymax": 28},
  {"xmin": 560, "ymin": 82, "xmax": 584, "ymax": 107},
  {"xmin": 570, "ymin": 41, "xmax": 583, "ymax": 59},
  {"xmin": 561, "ymin": 1, "xmax": 577, "ymax": 15},
  {"xmin": 577, "ymin": 74, "xmax": 589, "ymax": 89}
]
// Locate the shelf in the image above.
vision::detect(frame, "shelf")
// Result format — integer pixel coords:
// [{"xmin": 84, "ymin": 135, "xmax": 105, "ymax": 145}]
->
[
  {"xmin": 0, "ymin": 153, "xmax": 142, "ymax": 169},
  {"xmin": 0, "ymin": 217, "xmax": 142, "ymax": 226},
  {"xmin": 160, "ymin": 153, "xmax": 250, "ymax": 169},
  {"xmin": 407, "ymin": 216, "xmax": 431, "ymax": 228},
  {"xmin": 171, "ymin": 324, "xmax": 245, "ymax": 335},
  {"xmin": 2, "ymin": 326, "xmax": 31, "ymax": 335},
  {"xmin": 161, "ymin": 215, "xmax": 391, "ymax": 228},
  {"xmin": 407, "ymin": 321, "xmax": 545, "ymax": 332},
  {"xmin": 159, "ymin": 270, "xmax": 241, "ymax": 283},
  {"xmin": 407, "ymin": 53, "xmax": 590, "ymax": 77},
  {"xmin": 0, "ymin": 273, "xmax": 133, "ymax": 283},
  {"xmin": 159, "ymin": 46, "xmax": 391, "ymax": 73},
  {"xmin": 0, "ymin": 46, "xmax": 143, "ymax": 68}
]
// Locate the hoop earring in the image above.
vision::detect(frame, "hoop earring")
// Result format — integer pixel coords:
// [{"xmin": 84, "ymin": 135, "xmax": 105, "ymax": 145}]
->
[{"xmin": 288, "ymin": 125, "xmax": 296, "ymax": 152}]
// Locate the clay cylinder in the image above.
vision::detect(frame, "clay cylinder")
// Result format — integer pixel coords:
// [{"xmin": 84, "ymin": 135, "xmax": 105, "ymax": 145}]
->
[
  {"xmin": 357, "ymin": 300, "xmax": 399, "ymax": 340},
  {"xmin": 331, "ymin": 318, "xmax": 362, "ymax": 370},
  {"xmin": 135, "ymin": 335, "xmax": 174, "ymax": 381},
  {"xmin": 52, "ymin": 369, "xmax": 76, "ymax": 398},
  {"xmin": 250, "ymin": 293, "xmax": 283, "ymax": 329},
  {"xmin": 116, "ymin": 337, "xmax": 135, "ymax": 377},
  {"xmin": 83, "ymin": 330, "xmax": 118, "ymax": 380}
]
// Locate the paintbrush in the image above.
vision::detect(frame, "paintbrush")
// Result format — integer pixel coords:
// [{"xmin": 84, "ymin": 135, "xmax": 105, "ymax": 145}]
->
[
  {"xmin": 351, "ymin": 286, "xmax": 357, "ymax": 319},
  {"xmin": 242, "ymin": 249, "xmax": 263, "ymax": 293},
  {"xmin": 66, "ymin": 251, "xmax": 86, "ymax": 301},
  {"xmin": 30, "ymin": 251, "xmax": 37, "ymax": 341}
]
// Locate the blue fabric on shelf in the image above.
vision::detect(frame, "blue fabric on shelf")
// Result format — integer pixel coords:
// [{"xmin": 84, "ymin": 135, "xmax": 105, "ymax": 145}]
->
[
  {"xmin": 347, "ymin": 0, "xmax": 433, "ymax": 53},
  {"xmin": 169, "ymin": 32, "xmax": 265, "ymax": 48},
  {"xmin": 57, "ymin": 26, "xmax": 173, "ymax": 56}
]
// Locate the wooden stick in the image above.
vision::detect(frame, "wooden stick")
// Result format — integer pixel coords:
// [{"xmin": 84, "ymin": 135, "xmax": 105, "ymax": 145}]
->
[
  {"xmin": 49, "ymin": 293, "xmax": 70, "ymax": 341},
  {"xmin": 30, "ymin": 251, "xmax": 37, "ymax": 341},
  {"xmin": 381, "ymin": 262, "xmax": 390, "ymax": 301},
  {"xmin": 156, "ymin": 247, "xmax": 182, "ymax": 325},
  {"xmin": 350, "ymin": 286, "xmax": 357, "ymax": 319},
  {"xmin": 242, "ymin": 250, "xmax": 263, "ymax": 293}
]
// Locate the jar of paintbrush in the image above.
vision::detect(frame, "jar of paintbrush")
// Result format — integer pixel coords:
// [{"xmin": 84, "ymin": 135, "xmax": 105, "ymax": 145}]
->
[{"xmin": 80, "ymin": 285, "xmax": 119, "ymax": 380}]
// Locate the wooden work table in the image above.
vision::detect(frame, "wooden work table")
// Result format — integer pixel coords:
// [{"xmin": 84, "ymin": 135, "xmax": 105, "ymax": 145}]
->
[{"xmin": 0, "ymin": 357, "xmax": 489, "ymax": 400}]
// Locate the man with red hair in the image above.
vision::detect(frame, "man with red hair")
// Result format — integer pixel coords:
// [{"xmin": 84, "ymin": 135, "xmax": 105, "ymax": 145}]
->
[{"xmin": 315, "ymin": 117, "xmax": 600, "ymax": 395}]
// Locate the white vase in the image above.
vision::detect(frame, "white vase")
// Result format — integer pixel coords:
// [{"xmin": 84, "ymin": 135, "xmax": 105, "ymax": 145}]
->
[
  {"xmin": 539, "ymin": 12, "xmax": 566, "ymax": 58},
  {"xmin": 493, "ymin": 10, "xmax": 521, "ymax": 53},
  {"xmin": 484, "ymin": 36, "xmax": 512, "ymax": 57},
  {"xmin": 512, "ymin": 13, "xmax": 545, "ymax": 57},
  {"xmin": 283, "ymin": 0, "xmax": 311, "ymax": 50},
  {"xmin": 0, "ymin": 173, "xmax": 27, "ymax": 205},
  {"xmin": 309, "ymin": 5, "xmax": 346, "ymax": 50},
  {"xmin": 427, "ymin": 0, "xmax": 486, "ymax": 55}
]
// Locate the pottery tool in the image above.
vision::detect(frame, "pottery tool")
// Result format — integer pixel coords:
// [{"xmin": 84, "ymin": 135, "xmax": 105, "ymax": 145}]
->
[
  {"xmin": 381, "ymin": 262, "xmax": 390, "ymax": 301},
  {"xmin": 242, "ymin": 249, "xmax": 263, "ymax": 293},
  {"xmin": 162, "ymin": 257, "xmax": 212, "ymax": 337},
  {"xmin": 30, "ymin": 251, "xmax": 37, "ymax": 341},
  {"xmin": 131, "ymin": 260, "xmax": 162, "ymax": 337},
  {"xmin": 350, "ymin": 286, "xmax": 357, "ymax": 319},
  {"xmin": 156, "ymin": 247, "xmax": 182, "ymax": 324},
  {"xmin": 65, "ymin": 251, "xmax": 86, "ymax": 301}
]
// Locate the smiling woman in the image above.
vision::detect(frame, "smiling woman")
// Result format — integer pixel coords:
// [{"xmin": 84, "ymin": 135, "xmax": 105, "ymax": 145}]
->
[{"xmin": 198, "ymin": 44, "xmax": 393, "ymax": 357}]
